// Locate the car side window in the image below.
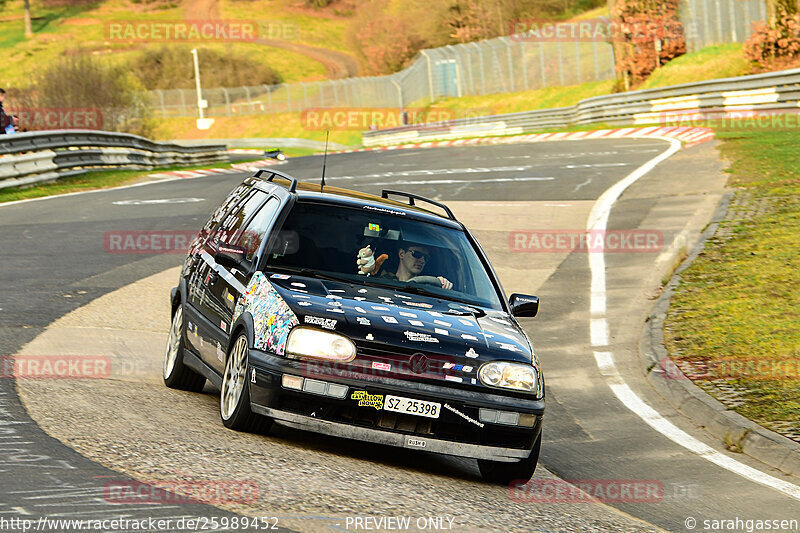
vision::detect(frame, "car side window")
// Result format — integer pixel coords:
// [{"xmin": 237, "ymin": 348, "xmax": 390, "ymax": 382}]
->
[
  {"xmin": 212, "ymin": 190, "xmax": 268, "ymax": 247},
  {"xmin": 199, "ymin": 184, "xmax": 251, "ymax": 241},
  {"xmin": 230, "ymin": 196, "xmax": 280, "ymax": 261}
]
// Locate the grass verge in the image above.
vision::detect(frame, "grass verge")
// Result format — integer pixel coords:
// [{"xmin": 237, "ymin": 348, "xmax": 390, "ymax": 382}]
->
[
  {"xmin": 0, "ymin": 158, "xmax": 259, "ymax": 204},
  {"xmin": 664, "ymin": 128, "xmax": 800, "ymax": 437},
  {"xmin": 151, "ymin": 114, "xmax": 362, "ymax": 146}
]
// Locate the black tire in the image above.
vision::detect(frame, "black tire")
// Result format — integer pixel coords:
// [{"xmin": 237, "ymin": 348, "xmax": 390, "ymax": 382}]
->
[
  {"xmin": 219, "ymin": 333, "xmax": 272, "ymax": 433},
  {"xmin": 163, "ymin": 305, "xmax": 206, "ymax": 392},
  {"xmin": 479, "ymin": 430, "xmax": 542, "ymax": 485}
]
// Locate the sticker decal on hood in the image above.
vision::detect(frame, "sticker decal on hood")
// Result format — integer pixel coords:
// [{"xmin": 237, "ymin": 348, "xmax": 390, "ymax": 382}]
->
[
  {"xmin": 234, "ymin": 272, "xmax": 298, "ymax": 355},
  {"xmin": 404, "ymin": 301, "xmax": 433, "ymax": 309},
  {"xmin": 404, "ymin": 331, "xmax": 439, "ymax": 343},
  {"xmin": 304, "ymin": 316, "xmax": 337, "ymax": 330}
]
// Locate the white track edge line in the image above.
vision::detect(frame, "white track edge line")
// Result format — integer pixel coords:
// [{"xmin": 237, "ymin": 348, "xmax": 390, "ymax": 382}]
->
[{"xmin": 587, "ymin": 136, "xmax": 800, "ymax": 501}]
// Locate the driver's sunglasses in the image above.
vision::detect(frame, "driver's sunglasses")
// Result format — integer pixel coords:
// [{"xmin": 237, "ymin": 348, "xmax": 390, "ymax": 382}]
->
[{"xmin": 408, "ymin": 250, "xmax": 430, "ymax": 261}]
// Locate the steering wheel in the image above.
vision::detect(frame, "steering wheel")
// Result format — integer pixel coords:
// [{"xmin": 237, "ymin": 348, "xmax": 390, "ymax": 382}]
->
[{"xmin": 407, "ymin": 275, "xmax": 442, "ymax": 286}]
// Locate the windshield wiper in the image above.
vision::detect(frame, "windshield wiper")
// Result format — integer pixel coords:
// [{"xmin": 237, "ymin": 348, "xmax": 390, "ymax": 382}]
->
[{"xmin": 445, "ymin": 304, "xmax": 487, "ymax": 318}]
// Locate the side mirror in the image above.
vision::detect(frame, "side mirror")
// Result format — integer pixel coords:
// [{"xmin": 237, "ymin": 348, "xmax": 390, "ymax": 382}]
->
[
  {"xmin": 509, "ymin": 294, "xmax": 539, "ymax": 318},
  {"xmin": 214, "ymin": 243, "xmax": 251, "ymax": 273}
]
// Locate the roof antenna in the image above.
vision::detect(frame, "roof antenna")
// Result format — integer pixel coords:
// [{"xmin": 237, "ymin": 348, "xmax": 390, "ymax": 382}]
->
[{"xmin": 321, "ymin": 129, "xmax": 329, "ymax": 191}]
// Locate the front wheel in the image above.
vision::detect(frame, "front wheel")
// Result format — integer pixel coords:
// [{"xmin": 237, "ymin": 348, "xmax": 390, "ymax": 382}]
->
[
  {"xmin": 163, "ymin": 305, "xmax": 205, "ymax": 392},
  {"xmin": 479, "ymin": 430, "xmax": 541, "ymax": 485},
  {"xmin": 220, "ymin": 334, "xmax": 271, "ymax": 433}
]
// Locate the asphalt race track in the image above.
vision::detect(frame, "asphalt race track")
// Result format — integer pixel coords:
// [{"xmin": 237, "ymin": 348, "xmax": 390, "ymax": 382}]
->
[{"xmin": 1, "ymin": 139, "xmax": 798, "ymax": 532}]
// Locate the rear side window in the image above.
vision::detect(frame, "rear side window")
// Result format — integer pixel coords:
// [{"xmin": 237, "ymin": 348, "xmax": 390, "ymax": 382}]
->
[
  {"xmin": 195, "ymin": 183, "xmax": 252, "ymax": 246},
  {"xmin": 213, "ymin": 190, "xmax": 268, "ymax": 247}
]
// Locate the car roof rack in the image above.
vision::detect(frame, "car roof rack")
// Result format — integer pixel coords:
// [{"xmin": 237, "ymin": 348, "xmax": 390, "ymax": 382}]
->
[
  {"xmin": 381, "ymin": 190, "xmax": 457, "ymax": 221},
  {"xmin": 255, "ymin": 169, "xmax": 298, "ymax": 193}
]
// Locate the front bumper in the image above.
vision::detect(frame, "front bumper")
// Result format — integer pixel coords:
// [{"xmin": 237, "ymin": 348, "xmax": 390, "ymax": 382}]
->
[{"xmin": 248, "ymin": 349, "xmax": 544, "ymax": 463}]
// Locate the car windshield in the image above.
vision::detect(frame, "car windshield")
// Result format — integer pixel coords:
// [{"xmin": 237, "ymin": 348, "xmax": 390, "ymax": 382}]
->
[{"xmin": 264, "ymin": 201, "xmax": 503, "ymax": 310}]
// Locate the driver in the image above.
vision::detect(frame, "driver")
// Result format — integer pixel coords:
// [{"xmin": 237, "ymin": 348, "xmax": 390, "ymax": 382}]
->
[{"xmin": 357, "ymin": 242, "xmax": 453, "ymax": 290}]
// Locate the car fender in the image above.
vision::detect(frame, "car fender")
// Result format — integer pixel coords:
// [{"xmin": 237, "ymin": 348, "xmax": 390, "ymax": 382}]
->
[
  {"xmin": 228, "ymin": 311, "xmax": 256, "ymax": 357},
  {"xmin": 170, "ymin": 278, "xmax": 188, "ymax": 313}
]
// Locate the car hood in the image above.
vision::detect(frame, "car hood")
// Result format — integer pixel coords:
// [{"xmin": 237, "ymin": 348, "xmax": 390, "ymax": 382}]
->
[{"xmin": 265, "ymin": 272, "xmax": 534, "ymax": 385}]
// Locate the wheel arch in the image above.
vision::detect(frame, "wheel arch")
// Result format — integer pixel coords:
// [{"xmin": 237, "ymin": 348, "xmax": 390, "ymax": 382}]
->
[
  {"xmin": 228, "ymin": 312, "xmax": 255, "ymax": 360},
  {"xmin": 170, "ymin": 278, "xmax": 187, "ymax": 317}
]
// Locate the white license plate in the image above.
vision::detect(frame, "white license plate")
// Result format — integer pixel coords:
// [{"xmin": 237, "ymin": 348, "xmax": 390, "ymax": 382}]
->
[{"xmin": 384, "ymin": 395, "xmax": 441, "ymax": 419}]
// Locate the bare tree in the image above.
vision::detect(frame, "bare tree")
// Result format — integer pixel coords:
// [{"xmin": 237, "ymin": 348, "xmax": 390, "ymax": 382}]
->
[{"xmin": 23, "ymin": 0, "xmax": 32, "ymax": 38}]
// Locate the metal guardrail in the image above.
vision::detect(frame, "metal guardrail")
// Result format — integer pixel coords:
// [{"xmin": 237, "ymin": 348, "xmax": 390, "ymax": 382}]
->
[
  {"xmin": 0, "ymin": 130, "xmax": 228, "ymax": 190},
  {"xmin": 362, "ymin": 68, "xmax": 800, "ymax": 146},
  {"xmin": 170, "ymin": 137, "xmax": 351, "ymax": 151}
]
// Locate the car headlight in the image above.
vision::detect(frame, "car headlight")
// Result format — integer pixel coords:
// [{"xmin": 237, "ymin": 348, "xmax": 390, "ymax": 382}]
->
[
  {"xmin": 479, "ymin": 361, "xmax": 540, "ymax": 394},
  {"xmin": 286, "ymin": 327, "xmax": 356, "ymax": 362}
]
